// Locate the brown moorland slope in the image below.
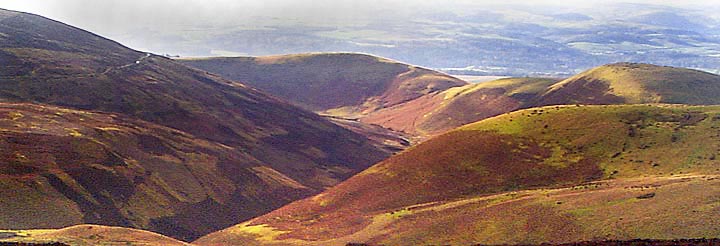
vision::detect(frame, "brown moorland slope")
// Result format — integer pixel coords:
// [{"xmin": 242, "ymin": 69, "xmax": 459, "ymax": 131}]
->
[
  {"xmin": 0, "ymin": 225, "xmax": 189, "ymax": 246},
  {"xmin": 0, "ymin": 103, "xmax": 327, "ymax": 242},
  {"xmin": 364, "ymin": 63, "xmax": 720, "ymax": 137},
  {"xmin": 179, "ymin": 53, "xmax": 468, "ymax": 117},
  {"xmin": 196, "ymin": 104, "xmax": 720, "ymax": 245},
  {"xmin": 0, "ymin": 9, "xmax": 388, "ymax": 241},
  {"xmin": 536, "ymin": 63, "xmax": 720, "ymax": 106},
  {"xmin": 361, "ymin": 77, "xmax": 558, "ymax": 135},
  {"xmin": 182, "ymin": 58, "xmax": 720, "ymax": 140}
]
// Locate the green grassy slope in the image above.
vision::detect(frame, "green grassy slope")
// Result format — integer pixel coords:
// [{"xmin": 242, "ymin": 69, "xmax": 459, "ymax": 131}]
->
[
  {"xmin": 0, "ymin": 9, "xmax": 388, "ymax": 241},
  {"xmin": 537, "ymin": 63, "xmax": 720, "ymax": 106},
  {"xmin": 195, "ymin": 105, "xmax": 720, "ymax": 245}
]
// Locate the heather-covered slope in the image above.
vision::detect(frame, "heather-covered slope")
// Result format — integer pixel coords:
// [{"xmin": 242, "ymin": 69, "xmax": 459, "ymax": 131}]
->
[
  {"xmin": 536, "ymin": 63, "xmax": 720, "ymax": 106},
  {"xmin": 371, "ymin": 63, "xmax": 720, "ymax": 136},
  {"xmin": 196, "ymin": 105, "xmax": 720, "ymax": 245},
  {"xmin": 361, "ymin": 77, "xmax": 557, "ymax": 135},
  {"xmin": 0, "ymin": 103, "xmax": 331, "ymax": 242},
  {"xmin": 0, "ymin": 9, "xmax": 388, "ymax": 241},
  {"xmin": 360, "ymin": 63, "xmax": 720, "ymax": 137},
  {"xmin": 179, "ymin": 53, "xmax": 467, "ymax": 117},
  {"xmin": 180, "ymin": 59, "xmax": 720, "ymax": 139}
]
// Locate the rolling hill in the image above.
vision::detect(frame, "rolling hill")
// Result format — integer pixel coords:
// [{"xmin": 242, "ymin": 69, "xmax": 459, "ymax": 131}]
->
[
  {"xmin": 361, "ymin": 63, "xmax": 720, "ymax": 136},
  {"xmin": 0, "ymin": 8, "xmax": 388, "ymax": 241},
  {"xmin": 536, "ymin": 63, "xmax": 720, "ymax": 106},
  {"xmin": 179, "ymin": 59, "xmax": 720, "ymax": 140},
  {"xmin": 180, "ymin": 55, "xmax": 562, "ymax": 137},
  {"xmin": 0, "ymin": 225, "xmax": 190, "ymax": 246},
  {"xmin": 360, "ymin": 77, "xmax": 558, "ymax": 135},
  {"xmin": 195, "ymin": 104, "xmax": 720, "ymax": 245},
  {"xmin": 178, "ymin": 53, "xmax": 468, "ymax": 118}
]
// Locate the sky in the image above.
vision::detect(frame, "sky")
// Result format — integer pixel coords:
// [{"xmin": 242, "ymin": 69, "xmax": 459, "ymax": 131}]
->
[
  {"xmin": 2, "ymin": 0, "xmax": 719, "ymax": 56},
  {"xmin": 2, "ymin": 0, "xmax": 717, "ymax": 33}
]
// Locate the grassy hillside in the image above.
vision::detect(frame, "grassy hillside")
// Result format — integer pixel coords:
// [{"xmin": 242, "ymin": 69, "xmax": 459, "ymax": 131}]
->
[
  {"xmin": 361, "ymin": 77, "xmax": 557, "ymax": 136},
  {"xmin": 179, "ymin": 53, "xmax": 467, "ymax": 116},
  {"xmin": 195, "ymin": 105, "xmax": 720, "ymax": 245},
  {"xmin": 0, "ymin": 225, "xmax": 189, "ymax": 246},
  {"xmin": 0, "ymin": 9, "xmax": 388, "ymax": 241},
  {"xmin": 536, "ymin": 63, "xmax": 720, "ymax": 106}
]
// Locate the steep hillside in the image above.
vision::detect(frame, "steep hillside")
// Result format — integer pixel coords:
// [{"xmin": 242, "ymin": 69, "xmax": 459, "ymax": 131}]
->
[
  {"xmin": 0, "ymin": 225, "xmax": 189, "ymax": 246},
  {"xmin": 0, "ymin": 103, "xmax": 339, "ymax": 242},
  {"xmin": 536, "ymin": 63, "xmax": 720, "ymax": 106},
  {"xmin": 0, "ymin": 9, "xmax": 388, "ymax": 241},
  {"xmin": 196, "ymin": 105, "xmax": 720, "ymax": 245},
  {"xmin": 361, "ymin": 77, "xmax": 557, "ymax": 135},
  {"xmin": 179, "ymin": 53, "xmax": 467, "ymax": 117}
]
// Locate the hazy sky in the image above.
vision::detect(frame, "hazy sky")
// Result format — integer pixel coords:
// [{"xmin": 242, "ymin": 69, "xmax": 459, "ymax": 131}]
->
[
  {"xmin": 2, "ymin": 0, "xmax": 719, "ymax": 55},
  {"xmin": 2, "ymin": 0, "xmax": 717, "ymax": 32}
]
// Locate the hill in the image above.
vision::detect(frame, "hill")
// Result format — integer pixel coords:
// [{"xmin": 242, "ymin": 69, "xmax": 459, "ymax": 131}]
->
[
  {"xmin": 179, "ymin": 55, "xmax": 560, "ymax": 137},
  {"xmin": 361, "ymin": 77, "xmax": 557, "ymax": 135},
  {"xmin": 0, "ymin": 9, "xmax": 388, "ymax": 241},
  {"xmin": 536, "ymin": 63, "xmax": 720, "ymax": 106},
  {"xmin": 0, "ymin": 102, "xmax": 363, "ymax": 242},
  {"xmin": 360, "ymin": 63, "xmax": 720, "ymax": 137},
  {"xmin": 195, "ymin": 104, "xmax": 720, "ymax": 245},
  {"xmin": 0, "ymin": 225, "xmax": 189, "ymax": 246},
  {"xmin": 179, "ymin": 53, "xmax": 468, "ymax": 117}
]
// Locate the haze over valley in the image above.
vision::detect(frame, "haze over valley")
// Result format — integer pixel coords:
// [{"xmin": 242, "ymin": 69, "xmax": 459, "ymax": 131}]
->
[{"xmin": 6, "ymin": 0, "xmax": 720, "ymax": 76}]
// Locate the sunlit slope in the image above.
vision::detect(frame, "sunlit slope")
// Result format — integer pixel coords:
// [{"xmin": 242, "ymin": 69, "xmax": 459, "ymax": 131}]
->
[
  {"xmin": 361, "ymin": 77, "xmax": 557, "ymax": 135},
  {"xmin": 0, "ymin": 224, "xmax": 191, "ymax": 246},
  {"xmin": 196, "ymin": 104, "xmax": 720, "ymax": 245},
  {"xmin": 537, "ymin": 63, "xmax": 720, "ymax": 106}
]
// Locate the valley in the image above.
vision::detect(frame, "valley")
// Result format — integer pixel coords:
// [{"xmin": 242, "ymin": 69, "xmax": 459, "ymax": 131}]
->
[
  {"xmin": 0, "ymin": 3, "xmax": 719, "ymax": 246},
  {"xmin": 0, "ymin": 8, "xmax": 388, "ymax": 242}
]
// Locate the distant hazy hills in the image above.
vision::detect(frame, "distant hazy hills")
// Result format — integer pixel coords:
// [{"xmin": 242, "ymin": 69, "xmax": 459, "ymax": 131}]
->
[
  {"xmin": 111, "ymin": 3, "xmax": 720, "ymax": 76},
  {"xmin": 0, "ymin": 8, "xmax": 388, "ymax": 241}
]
